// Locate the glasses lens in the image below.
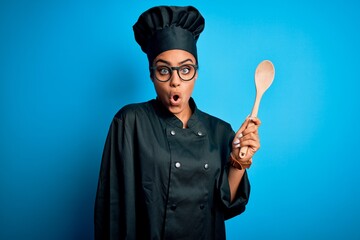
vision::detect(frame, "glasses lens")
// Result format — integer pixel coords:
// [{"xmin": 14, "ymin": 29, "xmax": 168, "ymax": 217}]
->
[
  {"xmin": 178, "ymin": 65, "xmax": 196, "ymax": 81},
  {"xmin": 154, "ymin": 66, "xmax": 171, "ymax": 82}
]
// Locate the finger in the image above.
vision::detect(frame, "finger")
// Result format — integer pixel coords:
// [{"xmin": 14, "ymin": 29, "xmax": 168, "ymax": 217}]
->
[
  {"xmin": 241, "ymin": 119, "xmax": 260, "ymax": 135},
  {"xmin": 232, "ymin": 136, "xmax": 241, "ymax": 149},
  {"xmin": 235, "ymin": 117, "xmax": 251, "ymax": 138},
  {"xmin": 240, "ymin": 139, "xmax": 260, "ymax": 150},
  {"xmin": 240, "ymin": 138, "xmax": 260, "ymax": 147},
  {"xmin": 231, "ymin": 144, "xmax": 240, "ymax": 156},
  {"xmin": 233, "ymin": 143, "xmax": 241, "ymax": 148},
  {"xmin": 241, "ymin": 139, "xmax": 260, "ymax": 150},
  {"xmin": 242, "ymin": 124, "xmax": 259, "ymax": 136},
  {"xmin": 249, "ymin": 117, "xmax": 261, "ymax": 126},
  {"xmin": 240, "ymin": 132, "xmax": 259, "ymax": 142}
]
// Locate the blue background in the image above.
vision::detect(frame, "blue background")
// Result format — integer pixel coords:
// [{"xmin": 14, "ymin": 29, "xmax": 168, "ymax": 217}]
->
[{"xmin": 1, "ymin": 0, "xmax": 359, "ymax": 239}]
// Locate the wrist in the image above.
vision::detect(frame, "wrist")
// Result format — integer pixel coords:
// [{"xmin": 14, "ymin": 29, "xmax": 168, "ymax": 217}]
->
[
  {"xmin": 229, "ymin": 152, "xmax": 251, "ymax": 170},
  {"xmin": 229, "ymin": 152, "xmax": 243, "ymax": 170}
]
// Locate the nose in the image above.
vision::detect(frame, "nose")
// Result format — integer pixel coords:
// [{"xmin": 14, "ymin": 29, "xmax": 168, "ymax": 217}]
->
[{"xmin": 170, "ymin": 70, "xmax": 181, "ymax": 87}]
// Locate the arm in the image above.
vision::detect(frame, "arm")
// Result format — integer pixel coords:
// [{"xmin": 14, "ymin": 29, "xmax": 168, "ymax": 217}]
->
[
  {"xmin": 228, "ymin": 117, "xmax": 261, "ymax": 202},
  {"xmin": 94, "ymin": 116, "xmax": 137, "ymax": 240}
]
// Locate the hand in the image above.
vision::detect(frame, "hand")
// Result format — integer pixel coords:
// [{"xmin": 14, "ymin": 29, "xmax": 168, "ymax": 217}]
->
[{"xmin": 231, "ymin": 117, "xmax": 261, "ymax": 169}]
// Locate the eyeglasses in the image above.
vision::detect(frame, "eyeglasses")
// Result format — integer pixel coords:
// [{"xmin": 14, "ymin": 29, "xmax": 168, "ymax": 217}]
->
[{"xmin": 150, "ymin": 64, "xmax": 198, "ymax": 82}]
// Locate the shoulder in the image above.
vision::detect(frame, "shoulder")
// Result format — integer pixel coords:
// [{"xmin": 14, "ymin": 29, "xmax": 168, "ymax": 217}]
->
[
  {"xmin": 190, "ymin": 98, "xmax": 233, "ymax": 132},
  {"xmin": 113, "ymin": 100, "xmax": 154, "ymax": 121},
  {"xmin": 196, "ymin": 108, "xmax": 233, "ymax": 132}
]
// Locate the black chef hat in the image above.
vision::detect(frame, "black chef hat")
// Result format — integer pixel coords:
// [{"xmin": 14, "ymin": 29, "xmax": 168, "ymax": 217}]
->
[{"xmin": 133, "ymin": 6, "xmax": 205, "ymax": 66}]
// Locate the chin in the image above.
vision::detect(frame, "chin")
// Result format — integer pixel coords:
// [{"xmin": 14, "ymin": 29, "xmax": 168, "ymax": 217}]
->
[{"xmin": 167, "ymin": 105, "xmax": 183, "ymax": 114}]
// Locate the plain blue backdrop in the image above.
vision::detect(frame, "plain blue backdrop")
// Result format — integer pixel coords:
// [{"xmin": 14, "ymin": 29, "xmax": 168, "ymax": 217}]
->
[{"xmin": 1, "ymin": 0, "xmax": 359, "ymax": 239}]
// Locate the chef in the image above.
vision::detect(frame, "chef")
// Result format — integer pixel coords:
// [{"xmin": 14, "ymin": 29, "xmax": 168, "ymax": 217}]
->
[{"xmin": 94, "ymin": 5, "xmax": 261, "ymax": 240}]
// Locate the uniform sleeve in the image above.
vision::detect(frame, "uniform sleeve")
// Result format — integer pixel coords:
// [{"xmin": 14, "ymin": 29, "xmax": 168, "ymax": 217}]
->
[
  {"xmin": 222, "ymin": 169, "xmax": 250, "ymax": 220},
  {"xmin": 94, "ymin": 116, "xmax": 137, "ymax": 240},
  {"xmin": 218, "ymin": 131, "xmax": 251, "ymax": 220}
]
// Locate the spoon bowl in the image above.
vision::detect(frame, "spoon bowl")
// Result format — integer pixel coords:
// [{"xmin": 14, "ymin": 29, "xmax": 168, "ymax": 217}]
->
[{"xmin": 251, "ymin": 60, "xmax": 275, "ymax": 117}]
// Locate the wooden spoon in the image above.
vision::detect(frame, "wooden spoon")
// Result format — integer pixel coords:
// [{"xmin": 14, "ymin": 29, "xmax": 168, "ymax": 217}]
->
[{"xmin": 239, "ymin": 60, "xmax": 275, "ymax": 158}]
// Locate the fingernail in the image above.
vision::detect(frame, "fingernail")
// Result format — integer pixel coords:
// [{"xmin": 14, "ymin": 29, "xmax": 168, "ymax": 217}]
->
[
  {"xmin": 234, "ymin": 144, "xmax": 240, "ymax": 148},
  {"xmin": 233, "ymin": 139, "xmax": 240, "ymax": 144},
  {"xmin": 237, "ymin": 133, "xmax": 243, "ymax": 138}
]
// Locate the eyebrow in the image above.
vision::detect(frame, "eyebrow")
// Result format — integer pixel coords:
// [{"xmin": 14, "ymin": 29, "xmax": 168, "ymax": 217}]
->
[{"xmin": 154, "ymin": 58, "xmax": 194, "ymax": 66}]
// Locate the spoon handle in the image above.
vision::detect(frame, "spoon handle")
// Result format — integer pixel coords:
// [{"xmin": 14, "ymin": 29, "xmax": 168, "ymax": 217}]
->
[
  {"xmin": 239, "ymin": 94, "xmax": 262, "ymax": 158},
  {"xmin": 239, "ymin": 121, "xmax": 254, "ymax": 158}
]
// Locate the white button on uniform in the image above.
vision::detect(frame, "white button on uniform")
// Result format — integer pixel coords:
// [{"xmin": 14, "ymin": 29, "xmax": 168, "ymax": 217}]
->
[
  {"xmin": 204, "ymin": 163, "xmax": 209, "ymax": 169},
  {"xmin": 197, "ymin": 131, "xmax": 203, "ymax": 136},
  {"xmin": 175, "ymin": 162, "xmax": 181, "ymax": 168},
  {"xmin": 170, "ymin": 130, "xmax": 176, "ymax": 136}
]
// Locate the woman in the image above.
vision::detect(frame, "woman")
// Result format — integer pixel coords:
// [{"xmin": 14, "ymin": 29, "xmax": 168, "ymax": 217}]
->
[{"xmin": 95, "ymin": 5, "xmax": 261, "ymax": 240}]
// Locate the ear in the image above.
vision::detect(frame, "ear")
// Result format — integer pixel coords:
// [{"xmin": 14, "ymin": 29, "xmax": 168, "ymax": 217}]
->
[{"xmin": 193, "ymin": 72, "xmax": 198, "ymax": 81}]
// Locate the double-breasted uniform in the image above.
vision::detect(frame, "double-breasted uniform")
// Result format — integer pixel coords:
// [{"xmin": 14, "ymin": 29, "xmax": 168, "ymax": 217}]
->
[{"xmin": 95, "ymin": 98, "xmax": 250, "ymax": 240}]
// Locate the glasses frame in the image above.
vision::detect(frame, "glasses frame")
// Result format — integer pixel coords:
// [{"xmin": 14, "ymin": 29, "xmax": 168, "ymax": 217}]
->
[{"xmin": 150, "ymin": 64, "xmax": 198, "ymax": 82}]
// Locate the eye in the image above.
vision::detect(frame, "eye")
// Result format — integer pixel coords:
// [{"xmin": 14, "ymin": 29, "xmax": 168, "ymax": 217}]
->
[
  {"xmin": 157, "ymin": 66, "xmax": 170, "ymax": 75},
  {"xmin": 179, "ymin": 65, "xmax": 192, "ymax": 75}
]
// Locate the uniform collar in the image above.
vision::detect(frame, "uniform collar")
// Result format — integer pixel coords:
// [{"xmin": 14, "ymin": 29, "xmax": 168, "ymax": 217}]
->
[{"xmin": 151, "ymin": 97, "xmax": 203, "ymax": 131}]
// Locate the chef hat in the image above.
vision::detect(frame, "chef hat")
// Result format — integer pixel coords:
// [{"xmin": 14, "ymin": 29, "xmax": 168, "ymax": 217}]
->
[{"xmin": 133, "ymin": 6, "xmax": 205, "ymax": 66}]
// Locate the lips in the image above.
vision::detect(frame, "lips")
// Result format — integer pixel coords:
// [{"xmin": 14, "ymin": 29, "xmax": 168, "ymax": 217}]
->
[{"xmin": 169, "ymin": 93, "xmax": 181, "ymax": 106}]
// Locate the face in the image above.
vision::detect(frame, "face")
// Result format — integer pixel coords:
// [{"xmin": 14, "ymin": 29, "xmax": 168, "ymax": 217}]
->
[{"xmin": 151, "ymin": 49, "xmax": 197, "ymax": 118}]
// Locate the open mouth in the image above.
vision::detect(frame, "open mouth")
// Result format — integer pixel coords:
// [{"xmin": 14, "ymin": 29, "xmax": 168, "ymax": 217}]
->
[
  {"xmin": 173, "ymin": 95, "xmax": 179, "ymax": 101},
  {"xmin": 170, "ymin": 93, "xmax": 181, "ymax": 105}
]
